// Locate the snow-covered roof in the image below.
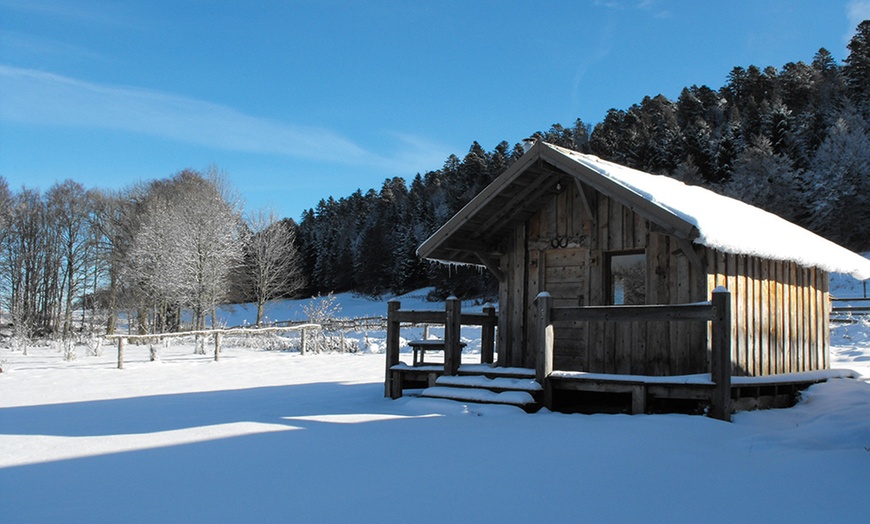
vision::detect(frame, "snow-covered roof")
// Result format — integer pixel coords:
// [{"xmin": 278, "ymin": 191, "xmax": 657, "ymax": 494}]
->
[
  {"xmin": 418, "ymin": 142, "xmax": 870, "ymax": 280},
  {"xmin": 557, "ymin": 146, "xmax": 870, "ymax": 280}
]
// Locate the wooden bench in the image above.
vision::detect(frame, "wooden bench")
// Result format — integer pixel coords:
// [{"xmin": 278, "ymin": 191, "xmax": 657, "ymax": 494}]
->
[{"xmin": 408, "ymin": 339, "xmax": 466, "ymax": 366}]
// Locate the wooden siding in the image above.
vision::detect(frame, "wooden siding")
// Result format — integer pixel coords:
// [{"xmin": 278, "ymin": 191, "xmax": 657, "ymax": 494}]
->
[
  {"xmin": 707, "ymin": 252, "xmax": 829, "ymax": 376},
  {"xmin": 500, "ymin": 184, "xmax": 709, "ymax": 376},
  {"xmin": 497, "ymin": 183, "xmax": 830, "ymax": 377}
]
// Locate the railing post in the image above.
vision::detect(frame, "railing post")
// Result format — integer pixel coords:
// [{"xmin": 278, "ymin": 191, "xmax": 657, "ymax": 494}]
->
[
  {"xmin": 535, "ymin": 293, "xmax": 554, "ymax": 409},
  {"xmin": 300, "ymin": 327, "xmax": 307, "ymax": 356},
  {"xmin": 710, "ymin": 287, "xmax": 732, "ymax": 422},
  {"xmin": 214, "ymin": 332, "xmax": 222, "ymax": 362},
  {"xmin": 481, "ymin": 303, "xmax": 496, "ymax": 364},
  {"xmin": 444, "ymin": 296, "xmax": 461, "ymax": 376},
  {"xmin": 117, "ymin": 337, "xmax": 125, "ymax": 369},
  {"xmin": 385, "ymin": 300, "xmax": 401, "ymax": 398}
]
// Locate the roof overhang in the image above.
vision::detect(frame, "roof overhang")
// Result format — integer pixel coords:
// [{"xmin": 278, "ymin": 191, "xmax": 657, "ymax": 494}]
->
[{"xmin": 417, "ymin": 141, "xmax": 699, "ymax": 268}]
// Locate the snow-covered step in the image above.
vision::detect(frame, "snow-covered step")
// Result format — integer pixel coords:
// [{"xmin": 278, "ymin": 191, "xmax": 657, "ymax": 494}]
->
[
  {"xmin": 421, "ymin": 386, "xmax": 537, "ymax": 408},
  {"xmin": 457, "ymin": 364, "xmax": 536, "ymax": 379},
  {"xmin": 435, "ymin": 374, "xmax": 543, "ymax": 392}
]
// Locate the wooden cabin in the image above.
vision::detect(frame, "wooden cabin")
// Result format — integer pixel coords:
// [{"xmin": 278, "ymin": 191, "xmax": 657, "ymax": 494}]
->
[{"xmin": 396, "ymin": 141, "xmax": 870, "ymax": 417}]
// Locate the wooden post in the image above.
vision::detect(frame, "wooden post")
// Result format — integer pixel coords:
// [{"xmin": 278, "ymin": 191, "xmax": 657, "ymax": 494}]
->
[
  {"xmin": 535, "ymin": 293, "xmax": 554, "ymax": 409},
  {"xmin": 214, "ymin": 332, "xmax": 222, "ymax": 362},
  {"xmin": 423, "ymin": 324, "xmax": 430, "ymax": 340},
  {"xmin": 444, "ymin": 296, "xmax": 461, "ymax": 376},
  {"xmin": 481, "ymin": 303, "xmax": 496, "ymax": 364},
  {"xmin": 710, "ymin": 287, "xmax": 732, "ymax": 422},
  {"xmin": 117, "ymin": 337, "xmax": 125, "ymax": 369},
  {"xmin": 300, "ymin": 328, "xmax": 307, "ymax": 356},
  {"xmin": 385, "ymin": 301, "xmax": 401, "ymax": 398}
]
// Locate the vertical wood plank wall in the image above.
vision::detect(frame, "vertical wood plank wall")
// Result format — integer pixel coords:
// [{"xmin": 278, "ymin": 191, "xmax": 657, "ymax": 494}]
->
[
  {"xmin": 502, "ymin": 183, "xmax": 709, "ymax": 375},
  {"xmin": 707, "ymin": 251, "xmax": 829, "ymax": 375},
  {"xmin": 496, "ymin": 180, "xmax": 830, "ymax": 377}
]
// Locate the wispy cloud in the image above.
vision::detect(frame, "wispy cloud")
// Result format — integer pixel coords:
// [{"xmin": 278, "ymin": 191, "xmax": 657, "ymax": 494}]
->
[
  {"xmin": 847, "ymin": 1, "xmax": 870, "ymax": 28},
  {"xmin": 594, "ymin": 0, "xmax": 669, "ymax": 16},
  {"xmin": 0, "ymin": 66, "xmax": 445, "ymax": 174},
  {"xmin": 0, "ymin": 0, "xmax": 131, "ymax": 27}
]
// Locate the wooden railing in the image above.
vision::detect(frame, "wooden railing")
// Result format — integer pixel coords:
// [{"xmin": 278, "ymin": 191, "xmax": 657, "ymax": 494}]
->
[
  {"xmin": 384, "ymin": 297, "xmax": 497, "ymax": 398},
  {"xmin": 535, "ymin": 287, "xmax": 732, "ymax": 421}
]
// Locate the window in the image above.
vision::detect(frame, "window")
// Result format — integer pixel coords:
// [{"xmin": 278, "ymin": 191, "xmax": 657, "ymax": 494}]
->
[{"xmin": 608, "ymin": 251, "xmax": 646, "ymax": 305}]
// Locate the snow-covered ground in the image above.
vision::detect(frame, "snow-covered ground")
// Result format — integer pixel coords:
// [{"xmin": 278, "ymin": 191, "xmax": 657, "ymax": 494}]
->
[{"xmin": 1, "ymin": 282, "xmax": 869, "ymax": 523}]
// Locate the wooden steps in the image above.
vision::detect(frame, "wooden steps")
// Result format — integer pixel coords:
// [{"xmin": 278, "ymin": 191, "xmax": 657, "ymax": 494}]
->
[{"xmin": 420, "ymin": 367, "xmax": 542, "ymax": 412}]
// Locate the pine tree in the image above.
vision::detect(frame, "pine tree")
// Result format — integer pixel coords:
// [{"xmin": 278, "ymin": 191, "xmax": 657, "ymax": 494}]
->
[{"xmin": 844, "ymin": 21, "xmax": 870, "ymax": 115}]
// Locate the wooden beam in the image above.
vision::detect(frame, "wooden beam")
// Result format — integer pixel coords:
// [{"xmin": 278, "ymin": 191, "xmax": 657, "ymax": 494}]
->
[
  {"xmin": 550, "ymin": 303, "xmax": 717, "ymax": 323},
  {"xmin": 573, "ymin": 178, "xmax": 594, "ymax": 221},
  {"xmin": 710, "ymin": 288, "xmax": 732, "ymax": 422},
  {"xmin": 539, "ymin": 145, "xmax": 700, "ymax": 241},
  {"xmin": 676, "ymin": 238, "xmax": 705, "ymax": 272},
  {"xmin": 469, "ymin": 169, "xmax": 556, "ymax": 240},
  {"xmin": 475, "ymin": 251, "xmax": 505, "ymax": 281}
]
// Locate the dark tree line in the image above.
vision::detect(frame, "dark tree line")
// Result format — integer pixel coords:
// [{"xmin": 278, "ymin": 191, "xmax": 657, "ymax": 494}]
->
[{"xmin": 298, "ymin": 22, "xmax": 870, "ymax": 298}]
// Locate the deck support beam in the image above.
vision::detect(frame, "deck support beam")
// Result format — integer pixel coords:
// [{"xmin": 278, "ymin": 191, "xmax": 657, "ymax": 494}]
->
[
  {"xmin": 710, "ymin": 288, "xmax": 732, "ymax": 421},
  {"xmin": 385, "ymin": 300, "xmax": 401, "ymax": 398},
  {"xmin": 535, "ymin": 292, "xmax": 554, "ymax": 409},
  {"xmin": 444, "ymin": 297, "xmax": 462, "ymax": 376}
]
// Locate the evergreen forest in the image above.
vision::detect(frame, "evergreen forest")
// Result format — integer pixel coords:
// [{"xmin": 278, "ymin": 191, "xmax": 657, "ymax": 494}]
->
[
  {"xmin": 1, "ymin": 22, "xmax": 869, "ymax": 339},
  {"xmin": 297, "ymin": 22, "xmax": 870, "ymax": 300}
]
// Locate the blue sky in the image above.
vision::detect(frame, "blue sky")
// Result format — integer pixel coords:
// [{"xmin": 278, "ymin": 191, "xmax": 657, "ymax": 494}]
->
[{"xmin": 1, "ymin": 1, "xmax": 868, "ymax": 221}]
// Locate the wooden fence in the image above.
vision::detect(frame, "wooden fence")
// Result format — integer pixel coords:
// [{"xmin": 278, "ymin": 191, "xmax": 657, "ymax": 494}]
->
[
  {"xmin": 535, "ymin": 287, "xmax": 732, "ymax": 421},
  {"xmin": 104, "ymin": 324, "xmax": 320, "ymax": 369}
]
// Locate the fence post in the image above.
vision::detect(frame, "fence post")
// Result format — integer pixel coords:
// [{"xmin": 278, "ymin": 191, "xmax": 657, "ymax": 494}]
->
[
  {"xmin": 444, "ymin": 296, "xmax": 462, "ymax": 376},
  {"xmin": 535, "ymin": 292, "xmax": 554, "ymax": 408},
  {"xmin": 300, "ymin": 328, "xmax": 307, "ymax": 356},
  {"xmin": 481, "ymin": 303, "xmax": 496, "ymax": 364},
  {"xmin": 385, "ymin": 301, "xmax": 401, "ymax": 398},
  {"xmin": 214, "ymin": 332, "xmax": 222, "ymax": 362},
  {"xmin": 117, "ymin": 337, "xmax": 125, "ymax": 369},
  {"xmin": 710, "ymin": 287, "xmax": 732, "ymax": 422}
]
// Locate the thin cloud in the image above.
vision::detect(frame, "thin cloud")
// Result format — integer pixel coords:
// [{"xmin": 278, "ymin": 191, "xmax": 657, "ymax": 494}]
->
[
  {"xmin": 0, "ymin": 65, "xmax": 440, "ymax": 173},
  {"xmin": 0, "ymin": 0, "xmax": 131, "ymax": 27},
  {"xmin": 847, "ymin": 1, "xmax": 870, "ymax": 28}
]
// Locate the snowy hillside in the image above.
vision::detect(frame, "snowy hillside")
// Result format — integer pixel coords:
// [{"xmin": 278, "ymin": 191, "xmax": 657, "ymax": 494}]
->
[{"xmin": 0, "ymin": 278, "xmax": 868, "ymax": 523}]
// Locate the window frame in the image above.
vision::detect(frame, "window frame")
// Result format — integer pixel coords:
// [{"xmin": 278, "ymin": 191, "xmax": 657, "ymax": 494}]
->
[{"xmin": 605, "ymin": 249, "xmax": 647, "ymax": 306}]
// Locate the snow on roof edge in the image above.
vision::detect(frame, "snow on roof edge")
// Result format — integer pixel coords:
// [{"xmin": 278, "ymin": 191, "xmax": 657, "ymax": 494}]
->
[{"xmin": 550, "ymin": 145, "xmax": 870, "ymax": 280}]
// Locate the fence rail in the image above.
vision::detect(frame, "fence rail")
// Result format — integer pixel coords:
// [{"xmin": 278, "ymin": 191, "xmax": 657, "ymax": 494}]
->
[
  {"xmin": 831, "ymin": 297, "xmax": 870, "ymax": 321},
  {"xmin": 104, "ymin": 324, "xmax": 320, "ymax": 369}
]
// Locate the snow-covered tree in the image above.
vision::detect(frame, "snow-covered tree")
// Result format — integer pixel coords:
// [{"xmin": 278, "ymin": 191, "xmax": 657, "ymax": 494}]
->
[{"xmin": 803, "ymin": 106, "xmax": 870, "ymax": 247}]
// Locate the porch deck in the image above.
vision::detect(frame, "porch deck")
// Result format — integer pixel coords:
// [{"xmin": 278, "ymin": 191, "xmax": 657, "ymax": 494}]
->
[{"xmin": 385, "ymin": 291, "xmax": 858, "ymax": 419}]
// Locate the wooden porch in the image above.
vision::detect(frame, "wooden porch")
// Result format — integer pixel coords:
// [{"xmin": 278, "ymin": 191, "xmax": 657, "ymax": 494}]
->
[{"xmin": 385, "ymin": 288, "xmax": 850, "ymax": 420}]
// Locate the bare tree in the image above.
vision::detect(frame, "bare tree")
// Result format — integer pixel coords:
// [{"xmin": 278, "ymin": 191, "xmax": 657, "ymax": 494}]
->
[
  {"xmin": 242, "ymin": 209, "xmax": 305, "ymax": 325},
  {"xmin": 45, "ymin": 180, "xmax": 91, "ymax": 339}
]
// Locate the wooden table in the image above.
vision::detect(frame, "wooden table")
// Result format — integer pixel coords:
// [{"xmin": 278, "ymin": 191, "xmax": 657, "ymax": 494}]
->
[{"xmin": 408, "ymin": 339, "xmax": 466, "ymax": 366}]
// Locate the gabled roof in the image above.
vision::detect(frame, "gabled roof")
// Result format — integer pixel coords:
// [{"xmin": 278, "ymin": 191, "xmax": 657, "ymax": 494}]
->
[{"xmin": 418, "ymin": 141, "xmax": 870, "ymax": 280}]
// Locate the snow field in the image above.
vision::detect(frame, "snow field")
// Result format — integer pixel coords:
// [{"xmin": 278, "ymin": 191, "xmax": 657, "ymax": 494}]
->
[{"xmin": 1, "ymin": 287, "xmax": 869, "ymax": 523}]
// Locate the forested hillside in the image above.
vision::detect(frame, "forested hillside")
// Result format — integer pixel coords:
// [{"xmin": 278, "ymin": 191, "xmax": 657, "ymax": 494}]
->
[
  {"xmin": 297, "ymin": 22, "xmax": 870, "ymax": 299},
  {"xmin": 1, "ymin": 23, "xmax": 868, "ymax": 340}
]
